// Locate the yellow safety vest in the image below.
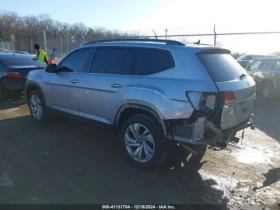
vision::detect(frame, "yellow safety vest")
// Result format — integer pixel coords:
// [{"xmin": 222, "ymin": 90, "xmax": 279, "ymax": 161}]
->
[{"xmin": 37, "ymin": 50, "xmax": 47, "ymax": 62}]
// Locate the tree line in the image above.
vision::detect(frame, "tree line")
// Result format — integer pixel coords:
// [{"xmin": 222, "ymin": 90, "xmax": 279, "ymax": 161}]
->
[{"xmin": 0, "ymin": 11, "xmax": 139, "ymax": 53}]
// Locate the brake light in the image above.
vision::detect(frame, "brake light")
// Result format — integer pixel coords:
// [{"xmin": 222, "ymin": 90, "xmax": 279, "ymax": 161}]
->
[
  {"xmin": 224, "ymin": 91, "xmax": 235, "ymax": 104},
  {"xmin": 3, "ymin": 72, "xmax": 22, "ymax": 78}
]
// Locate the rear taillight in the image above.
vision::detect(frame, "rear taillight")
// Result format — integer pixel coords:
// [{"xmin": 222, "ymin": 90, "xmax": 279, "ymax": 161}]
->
[
  {"xmin": 3, "ymin": 72, "xmax": 22, "ymax": 78},
  {"xmin": 224, "ymin": 91, "xmax": 235, "ymax": 104}
]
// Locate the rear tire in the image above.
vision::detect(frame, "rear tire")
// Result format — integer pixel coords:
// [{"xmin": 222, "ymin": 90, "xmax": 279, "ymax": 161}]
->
[
  {"xmin": 120, "ymin": 114, "xmax": 168, "ymax": 169},
  {"xmin": 261, "ymin": 82, "xmax": 273, "ymax": 100},
  {"xmin": 28, "ymin": 90, "xmax": 48, "ymax": 123}
]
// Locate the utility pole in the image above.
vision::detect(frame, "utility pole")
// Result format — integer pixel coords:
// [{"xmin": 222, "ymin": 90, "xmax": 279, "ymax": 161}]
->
[
  {"xmin": 66, "ymin": 36, "xmax": 68, "ymax": 52},
  {"xmin": 30, "ymin": 39, "xmax": 33, "ymax": 54},
  {"xmin": 43, "ymin": 30, "xmax": 47, "ymax": 52},
  {"xmin": 214, "ymin": 24, "xmax": 217, "ymax": 46},
  {"xmin": 165, "ymin": 29, "xmax": 168, "ymax": 39},
  {"xmin": 0, "ymin": 39, "xmax": 4, "ymax": 52},
  {"xmin": 61, "ymin": 37, "xmax": 63, "ymax": 56},
  {"xmin": 11, "ymin": 35, "xmax": 14, "ymax": 52}
]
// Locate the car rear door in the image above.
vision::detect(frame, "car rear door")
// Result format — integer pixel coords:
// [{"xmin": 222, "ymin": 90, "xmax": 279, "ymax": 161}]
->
[
  {"xmin": 197, "ymin": 50, "xmax": 256, "ymax": 129},
  {"xmin": 42, "ymin": 47, "xmax": 93, "ymax": 115}
]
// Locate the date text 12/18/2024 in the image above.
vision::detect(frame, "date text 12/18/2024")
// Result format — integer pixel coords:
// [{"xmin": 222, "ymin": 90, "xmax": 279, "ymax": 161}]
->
[{"xmin": 102, "ymin": 205, "xmax": 176, "ymax": 209}]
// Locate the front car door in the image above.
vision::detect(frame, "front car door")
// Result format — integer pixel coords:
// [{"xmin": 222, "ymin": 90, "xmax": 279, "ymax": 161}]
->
[
  {"xmin": 43, "ymin": 47, "xmax": 93, "ymax": 115},
  {"xmin": 78, "ymin": 47, "xmax": 134, "ymax": 124}
]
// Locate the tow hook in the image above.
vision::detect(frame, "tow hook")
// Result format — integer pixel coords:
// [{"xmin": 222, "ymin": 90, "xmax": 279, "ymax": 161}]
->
[{"xmin": 180, "ymin": 144, "xmax": 200, "ymax": 156}]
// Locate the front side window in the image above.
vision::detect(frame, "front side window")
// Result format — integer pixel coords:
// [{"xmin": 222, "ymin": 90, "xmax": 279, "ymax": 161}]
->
[
  {"xmin": 135, "ymin": 48, "xmax": 175, "ymax": 75},
  {"xmin": 90, "ymin": 47, "xmax": 133, "ymax": 75},
  {"xmin": 59, "ymin": 48, "xmax": 93, "ymax": 72}
]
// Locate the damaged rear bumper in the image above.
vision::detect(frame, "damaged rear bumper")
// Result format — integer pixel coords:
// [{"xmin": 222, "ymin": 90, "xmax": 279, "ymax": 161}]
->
[{"xmin": 163, "ymin": 113, "xmax": 255, "ymax": 147}]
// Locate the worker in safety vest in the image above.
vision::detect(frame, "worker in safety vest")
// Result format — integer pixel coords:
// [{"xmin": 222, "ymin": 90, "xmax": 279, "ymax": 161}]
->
[{"xmin": 33, "ymin": 44, "xmax": 48, "ymax": 64}]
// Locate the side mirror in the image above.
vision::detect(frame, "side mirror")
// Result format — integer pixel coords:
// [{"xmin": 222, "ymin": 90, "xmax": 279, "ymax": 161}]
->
[{"xmin": 45, "ymin": 64, "xmax": 57, "ymax": 73}]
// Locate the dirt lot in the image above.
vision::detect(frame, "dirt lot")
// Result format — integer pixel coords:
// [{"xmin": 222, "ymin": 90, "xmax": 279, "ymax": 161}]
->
[{"xmin": 0, "ymin": 94, "xmax": 279, "ymax": 210}]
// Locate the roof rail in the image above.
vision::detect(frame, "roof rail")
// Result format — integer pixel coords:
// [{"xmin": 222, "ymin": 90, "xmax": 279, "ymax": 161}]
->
[{"xmin": 84, "ymin": 38, "xmax": 185, "ymax": 46}]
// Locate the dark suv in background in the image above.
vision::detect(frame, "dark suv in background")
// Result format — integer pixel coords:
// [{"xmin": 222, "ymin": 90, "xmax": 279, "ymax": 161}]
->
[
  {"xmin": 247, "ymin": 57, "xmax": 280, "ymax": 99},
  {"xmin": 236, "ymin": 54, "xmax": 267, "ymax": 68}
]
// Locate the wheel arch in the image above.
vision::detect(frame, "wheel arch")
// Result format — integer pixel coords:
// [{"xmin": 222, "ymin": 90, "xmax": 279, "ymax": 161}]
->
[
  {"xmin": 114, "ymin": 103, "xmax": 166, "ymax": 135},
  {"xmin": 262, "ymin": 78, "xmax": 277, "ymax": 91},
  {"xmin": 25, "ymin": 82, "xmax": 46, "ymax": 105}
]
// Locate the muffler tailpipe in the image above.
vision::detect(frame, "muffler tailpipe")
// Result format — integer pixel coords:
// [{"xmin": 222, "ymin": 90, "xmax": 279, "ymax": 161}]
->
[{"xmin": 180, "ymin": 144, "xmax": 200, "ymax": 156}]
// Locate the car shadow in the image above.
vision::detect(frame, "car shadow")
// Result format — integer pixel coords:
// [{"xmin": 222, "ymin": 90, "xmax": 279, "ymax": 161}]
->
[
  {"xmin": 0, "ymin": 115, "xmax": 228, "ymax": 208},
  {"xmin": 253, "ymin": 168, "xmax": 280, "ymax": 191},
  {"xmin": 253, "ymin": 99, "xmax": 280, "ymax": 143},
  {"xmin": 0, "ymin": 91, "xmax": 25, "ymax": 111}
]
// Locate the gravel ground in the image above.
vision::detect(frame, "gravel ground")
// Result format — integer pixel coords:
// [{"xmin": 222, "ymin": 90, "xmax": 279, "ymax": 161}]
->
[{"xmin": 0, "ymin": 94, "xmax": 279, "ymax": 210}]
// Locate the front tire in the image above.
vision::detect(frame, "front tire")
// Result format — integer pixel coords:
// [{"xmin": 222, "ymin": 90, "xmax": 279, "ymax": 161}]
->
[
  {"xmin": 120, "ymin": 114, "xmax": 168, "ymax": 169},
  {"xmin": 28, "ymin": 90, "xmax": 48, "ymax": 123}
]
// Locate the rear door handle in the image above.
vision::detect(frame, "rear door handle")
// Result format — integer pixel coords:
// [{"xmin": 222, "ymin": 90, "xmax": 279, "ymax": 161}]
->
[
  {"xmin": 111, "ymin": 84, "xmax": 122, "ymax": 88},
  {"xmin": 71, "ymin": 80, "xmax": 79, "ymax": 84}
]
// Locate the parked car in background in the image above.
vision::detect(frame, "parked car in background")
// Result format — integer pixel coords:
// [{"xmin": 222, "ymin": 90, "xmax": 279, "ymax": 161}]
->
[
  {"xmin": 236, "ymin": 54, "xmax": 267, "ymax": 68},
  {"xmin": 25, "ymin": 39, "xmax": 256, "ymax": 169},
  {"xmin": 0, "ymin": 53, "xmax": 46, "ymax": 100},
  {"xmin": 246, "ymin": 56, "xmax": 280, "ymax": 100}
]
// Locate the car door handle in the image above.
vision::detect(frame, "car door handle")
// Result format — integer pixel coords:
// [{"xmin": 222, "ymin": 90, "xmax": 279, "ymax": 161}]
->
[
  {"xmin": 71, "ymin": 80, "xmax": 79, "ymax": 84},
  {"xmin": 111, "ymin": 84, "xmax": 122, "ymax": 88}
]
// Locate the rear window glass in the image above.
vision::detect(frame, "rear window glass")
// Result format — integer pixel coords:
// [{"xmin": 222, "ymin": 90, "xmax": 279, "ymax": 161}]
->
[
  {"xmin": 197, "ymin": 53, "xmax": 247, "ymax": 82},
  {"xmin": 1, "ymin": 55, "xmax": 44, "ymax": 67}
]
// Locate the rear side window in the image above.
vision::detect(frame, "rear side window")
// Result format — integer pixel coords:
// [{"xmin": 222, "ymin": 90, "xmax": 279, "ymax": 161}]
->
[
  {"xmin": 1, "ymin": 55, "xmax": 44, "ymax": 67},
  {"xmin": 197, "ymin": 53, "xmax": 247, "ymax": 82},
  {"xmin": 135, "ymin": 48, "xmax": 175, "ymax": 75},
  {"xmin": 270, "ymin": 60, "xmax": 280, "ymax": 71},
  {"xmin": 90, "ymin": 48, "xmax": 133, "ymax": 75}
]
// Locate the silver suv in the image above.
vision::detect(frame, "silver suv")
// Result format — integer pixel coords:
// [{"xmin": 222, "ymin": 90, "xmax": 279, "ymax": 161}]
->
[{"xmin": 25, "ymin": 39, "xmax": 256, "ymax": 169}]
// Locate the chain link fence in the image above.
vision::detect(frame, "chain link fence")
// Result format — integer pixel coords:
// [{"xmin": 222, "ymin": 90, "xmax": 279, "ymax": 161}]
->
[{"xmin": 1, "ymin": 32, "xmax": 280, "ymax": 58}]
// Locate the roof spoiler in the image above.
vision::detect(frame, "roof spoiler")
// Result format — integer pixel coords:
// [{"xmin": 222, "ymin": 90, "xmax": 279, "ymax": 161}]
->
[{"xmin": 196, "ymin": 48, "xmax": 231, "ymax": 54}]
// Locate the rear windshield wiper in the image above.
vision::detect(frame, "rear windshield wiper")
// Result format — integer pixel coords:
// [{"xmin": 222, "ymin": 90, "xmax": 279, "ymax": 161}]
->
[{"xmin": 239, "ymin": 73, "xmax": 247, "ymax": 79}]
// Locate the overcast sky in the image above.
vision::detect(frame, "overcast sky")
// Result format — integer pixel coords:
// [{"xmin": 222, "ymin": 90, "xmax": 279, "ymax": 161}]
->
[{"xmin": 2, "ymin": 0, "xmax": 280, "ymax": 53}]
